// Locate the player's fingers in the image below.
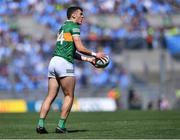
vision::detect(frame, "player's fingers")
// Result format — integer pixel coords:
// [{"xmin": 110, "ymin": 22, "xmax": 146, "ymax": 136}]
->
[
  {"xmin": 92, "ymin": 58, "xmax": 96, "ymax": 64},
  {"xmin": 96, "ymin": 52, "xmax": 106, "ymax": 58},
  {"xmin": 100, "ymin": 56, "xmax": 109, "ymax": 63}
]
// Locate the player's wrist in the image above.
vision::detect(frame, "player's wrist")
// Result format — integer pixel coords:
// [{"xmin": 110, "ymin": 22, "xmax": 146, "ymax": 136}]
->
[
  {"xmin": 91, "ymin": 52, "xmax": 97, "ymax": 57},
  {"xmin": 81, "ymin": 56, "xmax": 86, "ymax": 61}
]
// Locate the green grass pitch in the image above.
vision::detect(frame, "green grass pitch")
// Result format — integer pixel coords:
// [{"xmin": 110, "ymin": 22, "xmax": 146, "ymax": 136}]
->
[{"xmin": 0, "ymin": 111, "xmax": 180, "ymax": 139}]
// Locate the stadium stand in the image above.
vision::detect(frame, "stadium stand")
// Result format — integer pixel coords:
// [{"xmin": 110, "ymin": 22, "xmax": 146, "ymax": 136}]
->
[{"xmin": 0, "ymin": 0, "xmax": 180, "ymax": 109}]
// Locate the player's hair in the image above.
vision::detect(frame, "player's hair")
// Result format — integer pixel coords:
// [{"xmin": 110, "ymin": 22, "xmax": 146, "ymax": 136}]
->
[{"xmin": 67, "ymin": 6, "xmax": 83, "ymax": 19}]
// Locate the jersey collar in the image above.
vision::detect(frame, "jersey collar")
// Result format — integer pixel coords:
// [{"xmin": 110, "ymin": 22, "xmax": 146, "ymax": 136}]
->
[
  {"xmin": 65, "ymin": 20, "xmax": 78, "ymax": 25},
  {"xmin": 66, "ymin": 20, "xmax": 74, "ymax": 23}
]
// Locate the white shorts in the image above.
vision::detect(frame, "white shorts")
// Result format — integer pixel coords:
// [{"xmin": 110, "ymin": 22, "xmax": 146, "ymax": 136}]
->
[{"xmin": 48, "ymin": 56, "xmax": 75, "ymax": 78}]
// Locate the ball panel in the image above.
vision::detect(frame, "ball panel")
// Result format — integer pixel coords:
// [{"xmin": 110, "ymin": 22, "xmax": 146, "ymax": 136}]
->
[{"xmin": 94, "ymin": 56, "xmax": 109, "ymax": 68}]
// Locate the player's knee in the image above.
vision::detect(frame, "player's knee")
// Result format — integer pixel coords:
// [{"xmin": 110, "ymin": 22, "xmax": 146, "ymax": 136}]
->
[
  {"xmin": 66, "ymin": 94, "xmax": 74, "ymax": 99},
  {"xmin": 64, "ymin": 94, "xmax": 74, "ymax": 104},
  {"xmin": 63, "ymin": 90, "xmax": 74, "ymax": 97}
]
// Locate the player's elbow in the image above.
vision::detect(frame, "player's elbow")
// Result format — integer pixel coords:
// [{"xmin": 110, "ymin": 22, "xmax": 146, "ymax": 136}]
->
[{"xmin": 76, "ymin": 46, "xmax": 81, "ymax": 52}]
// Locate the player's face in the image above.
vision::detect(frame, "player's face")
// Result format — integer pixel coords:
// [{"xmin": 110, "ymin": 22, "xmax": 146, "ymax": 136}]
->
[{"xmin": 75, "ymin": 10, "xmax": 84, "ymax": 25}]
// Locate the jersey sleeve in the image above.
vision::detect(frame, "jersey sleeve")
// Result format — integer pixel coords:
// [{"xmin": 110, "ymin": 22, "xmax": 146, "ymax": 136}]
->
[{"xmin": 70, "ymin": 24, "xmax": 80, "ymax": 36}]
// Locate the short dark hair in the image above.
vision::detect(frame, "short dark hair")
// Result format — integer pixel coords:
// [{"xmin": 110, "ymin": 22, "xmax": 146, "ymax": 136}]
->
[{"xmin": 67, "ymin": 6, "xmax": 83, "ymax": 19}]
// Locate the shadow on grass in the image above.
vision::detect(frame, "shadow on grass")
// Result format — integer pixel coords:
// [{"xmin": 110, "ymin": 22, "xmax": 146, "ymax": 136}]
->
[
  {"xmin": 67, "ymin": 129, "xmax": 88, "ymax": 133},
  {"xmin": 47, "ymin": 129, "xmax": 88, "ymax": 134}
]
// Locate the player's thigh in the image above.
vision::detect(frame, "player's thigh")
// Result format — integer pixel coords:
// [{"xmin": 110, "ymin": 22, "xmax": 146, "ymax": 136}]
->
[
  {"xmin": 59, "ymin": 76, "xmax": 76, "ymax": 97},
  {"xmin": 48, "ymin": 77, "xmax": 59, "ymax": 98}
]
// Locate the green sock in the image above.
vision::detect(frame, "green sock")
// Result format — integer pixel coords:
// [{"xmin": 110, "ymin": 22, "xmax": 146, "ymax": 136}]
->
[
  {"xmin": 58, "ymin": 118, "xmax": 66, "ymax": 129},
  {"xmin": 38, "ymin": 118, "xmax": 45, "ymax": 127}
]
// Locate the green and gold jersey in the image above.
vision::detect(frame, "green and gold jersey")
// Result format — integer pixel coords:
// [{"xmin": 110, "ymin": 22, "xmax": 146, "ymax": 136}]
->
[{"xmin": 53, "ymin": 20, "xmax": 80, "ymax": 63}]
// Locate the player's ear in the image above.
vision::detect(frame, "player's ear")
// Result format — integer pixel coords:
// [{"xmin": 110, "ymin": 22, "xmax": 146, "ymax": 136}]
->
[{"xmin": 72, "ymin": 13, "xmax": 76, "ymax": 19}]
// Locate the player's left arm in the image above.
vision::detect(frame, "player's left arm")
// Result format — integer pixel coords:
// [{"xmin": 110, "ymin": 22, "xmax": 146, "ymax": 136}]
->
[
  {"xmin": 71, "ymin": 25, "xmax": 105, "ymax": 58},
  {"xmin": 73, "ymin": 36, "xmax": 105, "ymax": 58},
  {"xmin": 73, "ymin": 36, "xmax": 92, "ymax": 55}
]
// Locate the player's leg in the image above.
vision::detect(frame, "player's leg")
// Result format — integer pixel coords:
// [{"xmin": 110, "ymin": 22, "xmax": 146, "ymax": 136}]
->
[
  {"xmin": 56, "ymin": 76, "xmax": 76, "ymax": 133},
  {"xmin": 37, "ymin": 77, "xmax": 59, "ymax": 133},
  {"xmin": 39, "ymin": 77, "xmax": 59, "ymax": 118}
]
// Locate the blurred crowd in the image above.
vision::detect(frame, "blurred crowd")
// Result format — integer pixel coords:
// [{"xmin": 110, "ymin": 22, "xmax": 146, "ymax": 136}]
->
[{"xmin": 0, "ymin": 0, "xmax": 180, "ymax": 92}]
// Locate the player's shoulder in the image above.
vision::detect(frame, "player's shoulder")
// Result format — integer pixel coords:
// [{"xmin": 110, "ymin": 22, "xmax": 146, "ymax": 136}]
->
[
  {"xmin": 63, "ymin": 20, "xmax": 80, "ymax": 34},
  {"xmin": 70, "ymin": 22, "xmax": 80, "ymax": 29}
]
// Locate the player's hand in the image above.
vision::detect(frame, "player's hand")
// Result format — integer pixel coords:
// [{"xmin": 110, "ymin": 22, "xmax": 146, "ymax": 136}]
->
[
  {"xmin": 88, "ymin": 57, "xmax": 95, "ymax": 65},
  {"xmin": 82, "ymin": 56, "xmax": 95, "ymax": 64},
  {"xmin": 90, "ymin": 57, "xmax": 96, "ymax": 65},
  {"xmin": 96, "ymin": 52, "xmax": 106, "ymax": 59}
]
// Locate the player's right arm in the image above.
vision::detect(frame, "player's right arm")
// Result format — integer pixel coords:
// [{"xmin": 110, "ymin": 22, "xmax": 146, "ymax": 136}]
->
[
  {"xmin": 74, "ymin": 52, "xmax": 95, "ymax": 64},
  {"xmin": 73, "ymin": 35, "xmax": 105, "ymax": 59}
]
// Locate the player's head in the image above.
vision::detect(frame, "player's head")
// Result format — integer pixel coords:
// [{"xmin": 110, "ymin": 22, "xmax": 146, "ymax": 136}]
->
[{"xmin": 67, "ymin": 6, "xmax": 84, "ymax": 25}]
